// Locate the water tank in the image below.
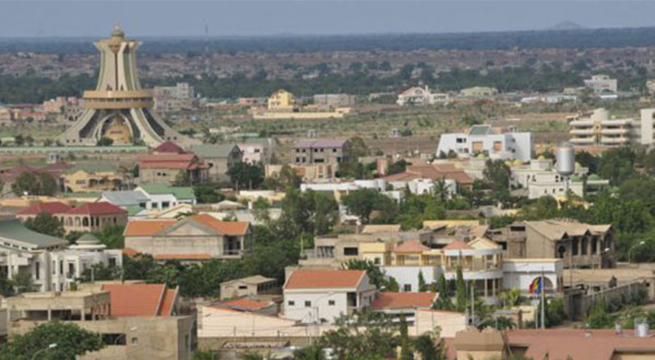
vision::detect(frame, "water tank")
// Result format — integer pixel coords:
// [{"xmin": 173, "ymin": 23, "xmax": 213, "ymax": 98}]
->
[
  {"xmin": 556, "ymin": 143, "xmax": 575, "ymax": 176},
  {"xmin": 635, "ymin": 318, "xmax": 649, "ymax": 337}
]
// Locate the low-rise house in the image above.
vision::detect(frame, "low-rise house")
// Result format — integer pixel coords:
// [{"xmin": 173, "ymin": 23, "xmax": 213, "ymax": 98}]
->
[
  {"xmin": 490, "ymin": 220, "xmax": 615, "ymax": 268},
  {"xmin": 383, "ymin": 163, "xmax": 475, "ymax": 193},
  {"xmin": 314, "ymin": 93, "xmax": 355, "ymax": 110},
  {"xmin": 293, "ymin": 139, "xmax": 351, "ymax": 165},
  {"xmin": 437, "ymin": 125, "xmax": 533, "ymax": 161},
  {"xmin": 236, "ymin": 138, "xmax": 274, "ymax": 164},
  {"xmin": 220, "ymin": 275, "xmax": 278, "ymax": 300},
  {"xmin": 396, "ymin": 86, "xmax": 449, "ymax": 106},
  {"xmin": 0, "ymin": 220, "xmax": 121, "ymax": 292},
  {"xmin": 138, "ymin": 144, "xmax": 208, "ymax": 186},
  {"xmin": 584, "ymin": 74, "xmax": 618, "ymax": 95},
  {"xmin": 124, "ymin": 214, "xmax": 251, "ymax": 261},
  {"xmin": 191, "ymin": 144, "xmax": 243, "ymax": 182},
  {"xmin": 283, "ymin": 269, "xmax": 376, "ymax": 324},
  {"xmin": 17, "ymin": 201, "xmax": 127, "ymax": 233},
  {"xmin": 134, "ymin": 184, "xmax": 197, "ymax": 210},
  {"xmin": 268, "ymin": 89, "xmax": 295, "ymax": 111},
  {"xmin": 211, "ymin": 297, "xmax": 278, "ymax": 316},
  {"xmin": 371, "ymin": 292, "xmax": 437, "ymax": 319},
  {"xmin": 62, "ymin": 163, "xmax": 125, "ymax": 193},
  {"xmin": 5, "ymin": 284, "xmax": 193, "ymax": 360},
  {"xmin": 459, "ymin": 86, "xmax": 498, "ymax": 97},
  {"xmin": 266, "ymin": 163, "xmax": 338, "ymax": 182}
]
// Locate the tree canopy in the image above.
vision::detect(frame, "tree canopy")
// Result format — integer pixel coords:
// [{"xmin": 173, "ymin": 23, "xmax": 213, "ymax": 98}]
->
[{"xmin": 0, "ymin": 322, "xmax": 104, "ymax": 360}]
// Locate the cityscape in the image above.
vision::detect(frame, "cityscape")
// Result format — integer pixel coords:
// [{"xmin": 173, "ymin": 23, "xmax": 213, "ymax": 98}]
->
[{"xmin": 2, "ymin": 2, "xmax": 655, "ymax": 360}]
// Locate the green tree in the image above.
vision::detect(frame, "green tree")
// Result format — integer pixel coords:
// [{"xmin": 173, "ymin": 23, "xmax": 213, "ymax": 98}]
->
[
  {"xmin": 24, "ymin": 212, "xmax": 65, "ymax": 238},
  {"xmin": 597, "ymin": 147, "xmax": 636, "ymax": 185},
  {"xmin": 94, "ymin": 225, "xmax": 125, "ymax": 249},
  {"xmin": 193, "ymin": 183, "xmax": 224, "ymax": 204},
  {"xmin": 483, "ymin": 159, "xmax": 511, "ymax": 205},
  {"xmin": 12, "ymin": 172, "xmax": 58, "ymax": 196},
  {"xmin": 228, "ymin": 162, "xmax": 265, "ymax": 190},
  {"xmin": 13, "ymin": 271, "xmax": 35, "ymax": 294},
  {"xmin": 413, "ymin": 333, "xmax": 446, "ymax": 360},
  {"xmin": 455, "ymin": 267, "xmax": 466, "ymax": 312},
  {"xmin": 0, "ymin": 321, "xmax": 104, "ymax": 360},
  {"xmin": 13, "ymin": 134, "xmax": 24, "ymax": 146},
  {"xmin": 399, "ymin": 315, "xmax": 414, "ymax": 360},
  {"xmin": 341, "ymin": 188, "xmax": 397, "ymax": 224},
  {"xmin": 319, "ymin": 311, "xmax": 397, "ymax": 360},
  {"xmin": 418, "ymin": 271, "xmax": 427, "ymax": 292},
  {"xmin": 387, "ymin": 160, "xmax": 408, "ymax": 175},
  {"xmin": 343, "ymin": 259, "xmax": 387, "ymax": 289},
  {"xmin": 96, "ymin": 137, "xmax": 114, "ymax": 146}
]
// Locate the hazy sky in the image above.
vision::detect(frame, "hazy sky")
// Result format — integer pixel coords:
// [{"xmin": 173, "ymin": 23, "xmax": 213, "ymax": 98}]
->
[{"xmin": 2, "ymin": 1, "xmax": 655, "ymax": 37}]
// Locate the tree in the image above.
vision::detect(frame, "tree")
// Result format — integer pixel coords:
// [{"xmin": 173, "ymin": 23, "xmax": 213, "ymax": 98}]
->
[
  {"xmin": 399, "ymin": 315, "xmax": 414, "ymax": 360},
  {"xmin": 0, "ymin": 321, "xmax": 104, "ymax": 360},
  {"xmin": 12, "ymin": 172, "xmax": 57, "ymax": 196},
  {"xmin": 483, "ymin": 159, "xmax": 511, "ymax": 205},
  {"xmin": 342, "ymin": 188, "xmax": 396, "ymax": 224},
  {"xmin": 455, "ymin": 267, "xmax": 466, "ymax": 312},
  {"xmin": 13, "ymin": 271, "xmax": 35, "ymax": 294},
  {"xmin": 597, "ymin": 147, "xmax": 636, "ymax": 185},
  {"xmin": 262, "ymin": 164, "xmax": 302, "ymax": 191},
  {"xmin": 319, "ymin": 311, "xmax": 398, "ymax": 360},
  {"xmin": 387, "ymin": 160, "xmax": 408, "ymax": 175},
  {"xmin": 13, "ymin": 134, "xmax": 24, "ymax": 146},
  {"xmin": 418, "ymin": 271, "xmax": 427, "ymax": 292},
  {"xmin": 343, "ymin": 259, "xmax": 387, "ymax": 289},
  {"xmin": 228, "ymin": 162, "xmax": 264, "ymax": 190},
  {"xmin": 96, "ymin": 137, "xmax": 114, "ymax": 146},
  {"xmin": 24, "ymin": 212, "xmax": 65, "ymax": 238},
  {"xmin": 413, "ymin": 333, "xmax": 446, "ymax": 360},
  {"xmin": 193, "ymin": 183, "xmax": 224, "ymax": 204},
  {"xmin": 94, "ymin": 225, "xmax": 126, "ymax": 249}
]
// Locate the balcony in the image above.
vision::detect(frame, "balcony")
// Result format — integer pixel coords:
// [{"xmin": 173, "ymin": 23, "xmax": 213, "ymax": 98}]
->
[
  {"xmin": 600, "ymin": 128, "xmax": 629, "ymax": 135},
  {"xmin": 600, "ymin": 137, "xmax": 630, "ymax": 144},
  {"xmin": 570, "ymin": 128, "xmax": 595, "ymax": 135},
  {"xmin": 570, "ymin": 137, "xmax": 596, "ymax": 144}
]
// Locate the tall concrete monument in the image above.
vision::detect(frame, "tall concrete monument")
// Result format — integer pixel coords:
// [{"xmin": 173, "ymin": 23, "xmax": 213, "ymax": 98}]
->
[{"xmin": 58, "ymin": 26, "xmax": 196, "ymax": 148}]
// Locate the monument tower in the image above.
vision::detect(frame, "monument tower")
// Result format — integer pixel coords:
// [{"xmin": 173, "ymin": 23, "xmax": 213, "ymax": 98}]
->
[{"xmin": 58, "ymin": 25, "xmax": 196, "ymax": 148}]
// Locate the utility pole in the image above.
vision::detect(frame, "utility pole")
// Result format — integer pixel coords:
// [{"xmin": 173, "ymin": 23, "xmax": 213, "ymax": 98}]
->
[{"xmin": 541, "ymin": 271, "xmax": 546, "ymax": 330}]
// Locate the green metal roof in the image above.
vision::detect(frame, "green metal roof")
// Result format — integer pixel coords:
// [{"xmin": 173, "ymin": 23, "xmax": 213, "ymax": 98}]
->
[
  {"xmin": 126, "ymin": 205, "xmax": 144, "ymax": 217},
  {"xmin": 0, "ymin": 220, "xmax": 67, "ymax": 249},
  {"xmin": 191, "ymin": 144, "xmax": 240, "ymax": 158},
  {"xmin": 68, "ymin": 163, "xmax": 118, "ymax": 174},
  {"xmin": 138, "ymin": 184, "xmax": 195, "ymax": 200},
  {"xmin": 62, "ymin": 192, "xmax": 102, "ymax": 198},
  {"xmin": 469, "ymin": 125, "xmax": 492, "ymax": 136}
]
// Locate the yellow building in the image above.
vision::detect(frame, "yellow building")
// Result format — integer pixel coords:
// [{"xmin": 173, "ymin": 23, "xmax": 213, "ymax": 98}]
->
[
  {"xmin": 267, "ymin": 89, "xmax": 295, "ymax": 111},
  {"xmin": 63, "ymin": 163, "xmax": 125, "ymax": 193}
]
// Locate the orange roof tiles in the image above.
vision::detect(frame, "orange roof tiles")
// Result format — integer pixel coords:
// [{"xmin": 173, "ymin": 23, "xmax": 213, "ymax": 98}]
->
[
  {"xmin": 138, "ymin": 153, "xmax": 203, "ymax": 170},
  {"xmin": 123, "ymin": 220, "xmax": 176, "ymax": 236},
  {"xmin": 122, "ymin": 247, "xmax": 140, "ymax": 256},
  {"xmin": 155, "ymin": 141, "xmax": 184, "ymax": 154},
  {"xmin": 217, "ymin": 297, "xmax": 273, "ymax": 311},
  {"xmin": 191, "ymin": 214, "xmax": 250, "ymax": 236},
  {"xmin": 101, "ymin": 284, "xmax": 177, "ymax": 317},
  {"xmin": 284, "ymin": 269, "xmax": 365, "ymax": 290},
  {"xmin": 394, "ymin": 240, "xmax": 430, "ymax": 253},
  {"xmin": 443, "ymin": 240, "xmax": 473, "ymax": 250},
  {"xmin": 153, "ymin": 254, "xmax": 213, "ymax": 260},
  {"xmin": 66, "ymin": 202, "xmax": 126, "ymax": 215},
  {"xmin": 371, "ymin": 292, "xmax": 437, "ymax": 310},
  {"xmin": 383, "ymin": 164, "xmax": 473, "ymax": 185}
]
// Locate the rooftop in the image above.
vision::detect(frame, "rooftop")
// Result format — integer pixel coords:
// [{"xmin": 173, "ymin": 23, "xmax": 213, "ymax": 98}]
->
[
  {"xmin": 293, "ymin": 139, "xmax": 348, "ymax": 149},
  {"xmin": 371, "ymin": 292, "xmax": 437, "ymax": 310},
  {"xmin": 137, "ymin": 184, "xmax": 195, "ymax": 200},
  {"xmin": 191, "ymin": 144, "xmax": 240, "ymax": 158},
  {"xmin": 221, "ymin": 275, "xmax": 276, "ymax": 286},
  {"xmin": 155, "ymin": 141, "xmax": 185, "ymax": 154},
  {"xmin": 214, "ymin": 297, "xmax": 274, "ymax": 312},
  {"xmin": 17, "ymin": 201, "xmax": 71, "ymax": 216},
  {"xmin": 101, "ymin": 283, "xmax": 177, "ymax": 317},
  {"xmin": 66, "ymin": 202, "xmax": 127, "ymax": 216},
  {"xmin": 284, "ymin": 269, "xmax": 365, "ymax": 290},
  {"xmin": 0, "ymin": 219, "xmax": 67, "ymax": 248},
  {"xmin": 102, "ymin": 191, "xmax": 149, "ymax": 206}
]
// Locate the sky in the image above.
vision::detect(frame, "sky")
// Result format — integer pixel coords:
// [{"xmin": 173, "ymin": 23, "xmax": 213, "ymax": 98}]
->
[{"xmin": 1, "ymin": 1, "xmax": 655, "ymax": 37}]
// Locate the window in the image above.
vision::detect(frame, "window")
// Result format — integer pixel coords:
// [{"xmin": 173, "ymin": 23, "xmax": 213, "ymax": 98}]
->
[
  {"xmin": 374, "ymin": 258, "xmax": 381, "ymax": 265},
  {"xmin": 305, "ymin": 301, "xmax": 312, "ymax": 307},
  {"xmin": 344, "ymin": 247, "xmax": 359, "ymax": 256},
  {"xmin": 131, "ymin": 337, "xmax": 138, "ymax": 345},
  {"xmin": 328, "ymin": 300, "xmax": 335, "ymax": 306},
  {"xmin": 238, "ymin": 285, "xmax": 248, "ymax": 290},
  {"xmin": 52, "ymin": 260, "xmax": 56, "ymax": 275},
  {"xmin": 35, "ymin": 262, "xmax": 40, "ymax": 280},
  {"xmin": 162, "ymin": 201, "xmax": 170, "ymax": 208},
  {"xmin": 288, "ymin": 301, "xmax": 295, "ymax": 306},
  {"xmin": 404, "ymin": 284, "xmax": 412, "ymax": 292}
]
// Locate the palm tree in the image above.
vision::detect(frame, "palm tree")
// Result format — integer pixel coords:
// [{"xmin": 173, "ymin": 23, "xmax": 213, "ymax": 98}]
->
[{"xmin": 432, "ymin": 178, "xmax": 450, "ymax": 203}]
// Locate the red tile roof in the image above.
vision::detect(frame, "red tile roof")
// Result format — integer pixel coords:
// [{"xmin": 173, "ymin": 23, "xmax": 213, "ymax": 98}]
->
[
  {"xmin": 384, "ymin": 164, "xmax": 473, "ymax": 185},
  {"xmin": 101, "ymin": 284, "xmax": 178, "ymax": 317},
  {"xmin": 216, "ymin": 297, "xmax": 273, "ymax": 311},
  {"xmin": 153, "ymin": 254, "xmax": 213, "ymax": 260},
  {"xmin": 122, "ymin": 248, "xmax": 140, "ymax": 256},
  {"xmin": 191, "ymin": 214, "xmax": 250, "ymax": 236},
  {"xmin": 123, "ymin": 220, "xmax": 176, "ymax": 237},
  {"xmin": 155, "ymin": 141, "xmax": 185, "ymax": 154},
  {"xmin": 284, "ymin": 269, "xmax": 365, "ymax": 290},
  {"xmin": 17, "ymin": 202, "xmax": 71, "ymax": 216},
  {"xmin": 443, "ymin": 240, "xmax": 473, "ymax": 250},
  {"xmin": 394, "ymin": 240, "xmax": 430, "ymax": 253},
  {"xmin": 66, "ymin": 202, "xmax": 127, "ymax": 215},
  {"xmin": 138, "ymin": 153, "xmax": 204, "ymax": 170},
  {"xmin": 371, "ymin": 292, "xmax": 437, "ymax": 310}
]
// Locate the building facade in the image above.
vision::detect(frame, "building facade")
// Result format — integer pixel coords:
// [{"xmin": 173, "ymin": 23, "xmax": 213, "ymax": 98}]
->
[
  {"xmin": 584, "ymin": 74, "xmax": 618, "ymax": 94},
  {"xmin": 293, "ymin": 139, "xmax": 351, "ymax": 165},
  {"xmin": 568, "ymin": 108, "xmax": 639, "ymax": 147},
  {"xmin": 437, "ymin": 125, "xmax": 533, "ymax": 161}
]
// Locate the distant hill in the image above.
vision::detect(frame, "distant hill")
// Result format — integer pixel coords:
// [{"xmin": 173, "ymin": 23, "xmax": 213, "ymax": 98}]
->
[{"xmin": 547, "ymin": 21, "xmax": 586, "ymax": 31}]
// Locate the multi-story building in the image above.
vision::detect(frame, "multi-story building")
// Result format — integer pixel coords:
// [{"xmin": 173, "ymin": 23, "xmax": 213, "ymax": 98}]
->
[
  {"xmin": 293, "ymin": 139, "xmax": 351, "ymax": 165},
  {"xmin": 638, "ymin": 108, "xmax": 655, "ymax": 146},
  {"xmin": 568, "ymin": 108, "xmax": 639, "ymax": 147},
  {"xmin": 266, "ymin": 164, "xmax": 338, "ymax": 182},
  {"xmin": 584, "ymin": 74, "xmax": 618, "ymax": 95},
  {"xmin": 236, "ymin": 138, "xmax": 274, "ymax": 164},
  {"xmin": 396, "ymin": 86, "xmax": 449, "ymax": 106},
  {"xmin": 138, "ymin": 152, "xmax": 208, "ymax": 186},
  {"xmin": 437, "ymin": 125, "xmax": 533, "ymax": 161},
  {"xmin": 4, "ymin": 283, "xmax": 193, "ymax": 360},
  {"xmin": 282, "ymin": 269, "xmax": 376, "ymax": 324},
  {"xmin": 267, "ymin": 89, "xmax": 295, "ymax": 111},
  {"xmin": 0, "ymin": 220, "xmax": 122, "ymax": 292},
  {"xmin": 313, "ymin": 94, "xmax": 355, "ymax": 110},
  {"xmin": 191, "ymin": 144, "xmax": 242, "ymax": 182},
  {"xmin": 153, "ymin": 82, "xmax": 196, "ymax": 112},
  {"xmin": 62, "ymin": 163, "xmax": 125, "ymax": 193},
  {"xmin": 123, "ymin": 214, "xmax": 251, "ymax": 261},
  {"xmin": 488, "ymin": 220, "xmax": 615, "ymax": 269}
]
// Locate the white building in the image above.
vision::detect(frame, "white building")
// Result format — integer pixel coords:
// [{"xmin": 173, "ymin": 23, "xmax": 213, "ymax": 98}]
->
[
  {"xmin": 436, "ymin": 125, "xmax": 533, "ymax": 161},
  {"xmin": 502, "ymin": 259, "xmax": 563, "ymax": 295},
  {"xmin": 584, "ymin": 74, "xmax": 618, "ymax": 95},
  {"xmin": 569, "ymin": 108, "xmax": 639, "ymax": 147},
  {"xmin": 133, "ymin": 185, "xmax": 197, "ymax": 210},
  {"xmin": 397, "ymin": 86, "xmax": 449, "ymax": 106},
  {"xmin": 0, "ymin": 221, "xmax": 122, "ymax": 292},
  {"xmin": 640, "ymin": 108, "xmax": 655, "ymax": 146},
  {"xmin": 236, "ymin": 138, "xmax": 274, "ymax": 164},
  {"xmin": 283, "ymin": 269, "xmax": 376, "ymax": 324}
]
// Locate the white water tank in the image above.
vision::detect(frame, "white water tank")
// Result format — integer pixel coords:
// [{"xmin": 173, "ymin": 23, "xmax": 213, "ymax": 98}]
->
[
  {"xmin": 556, "ymin": 143, "xmax": 575, "ymax": 176},
  {"xmin": 635, "ymin": 318, "xmax": 649, "ymax": 337}
]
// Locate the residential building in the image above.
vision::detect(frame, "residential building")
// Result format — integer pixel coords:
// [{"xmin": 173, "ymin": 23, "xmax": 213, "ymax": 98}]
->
[
  {"xmin": 236, "ymin": 138, "xmax": 274, "ymax": 164},
  {"xmin": 489, "ymin": 220, "xmax": 615, "ymax": 268},
  {"xmin": 568, "ymin": 108, "xmax": 639, "ymax": 147},
  {"xmin": 383, "ymin": 163, "xmax": 475, "ymax": 193},
  {"xmin": 211, "ymin": 296, "xmax": 278, "ymax": 316},
  {"xmin": 5, "ymin": 284, "xmax": 193, "ymax": 360},
  {"xmin": 138, "ymin": 152, "xmax": 208, "ymax": 186},
  {"xmin": 639, "ymin": 108, "xmax": 655, "ymax": 145},
  {"xmin": 396, "ymin": 86, "xmax": 449, "ymax": 106},
  {"xmin": 62, "ymin": 163, "xmax": 125, "ymax": 193},
  {"xmin": 267, "ymin": 89, "xmax": 295, "ymax": 111},
  {"xmin": 0, "ymin": 220, "xmax": 121, "ymax": 292},
  {"xmin": 293, "ymin": 139, "xmax": 351, "ymax": 165},
  {"xmin": 584, "ymin": 74, "xmax": 618, "ymax": 94},
  {"xmin": 134, "ymin": 184, "xmax": 196, "ymax": 210},
  {"xmin": 436, "ymin": 125, "xmax": 532, "ymax": 161},
  {"xmin": 191, "ymin": 144, "xmax": 242, "ymax": 182},
  {"xmin": 266, "ymin": 163, "xmax": 338, "ymax": 182},
  {"xmin": 101, "ymin": 190, "xmax": 150, "ymax": 212},
  {"xmin": 459, "ymin": 86, "xmax": 498, "ymax": 97},
  {"xmin": 124, "ymin": 214, "xmax": 251, "ymax": 261},
  {"xmin": 0, "ymin": 106, "xmax": 14, "ymax": 125},
  {"xmin": 154, "ymin": 83, "xmax": 196, "ymax": 112},
  {"xmin": 17, "ymin": 201, "xmax": 128, "ymax": 234},
  {"xmin": 314, "ymin": 94, "xmax": 356, "ymax": 109},
  {"xmin": 220, "ymin": 275, "xmax": 278, "ymax": 299},
  {"xmin": 282, "ymin": 269, "xmax": 376, "ymax": 324}
]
